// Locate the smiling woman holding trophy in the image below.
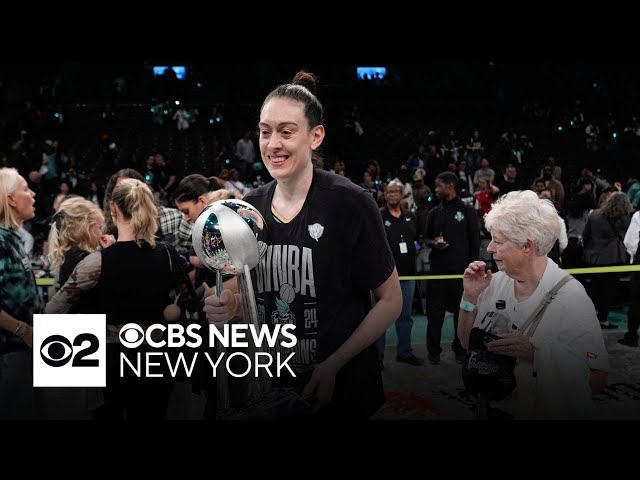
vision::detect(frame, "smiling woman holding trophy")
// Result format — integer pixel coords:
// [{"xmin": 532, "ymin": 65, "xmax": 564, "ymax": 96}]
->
[{"xmin": 203, "ymin": 70, "xmax": 402, "ymax": 419}]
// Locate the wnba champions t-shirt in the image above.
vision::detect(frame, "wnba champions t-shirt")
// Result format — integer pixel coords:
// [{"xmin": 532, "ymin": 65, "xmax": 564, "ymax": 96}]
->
[{"xmin": 244, "ymin": 169, "xmax": 395, "ymax": 412}]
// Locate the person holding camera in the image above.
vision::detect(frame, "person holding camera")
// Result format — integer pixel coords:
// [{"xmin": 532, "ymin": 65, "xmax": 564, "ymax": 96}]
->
[{"xmin": 458, "ymin": 190, "xmax": 609, "ymax": 419}]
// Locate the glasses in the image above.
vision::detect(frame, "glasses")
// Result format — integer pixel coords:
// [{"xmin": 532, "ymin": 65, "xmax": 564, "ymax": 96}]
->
[{"xmin": 386, "ymin": 190, "xmax": 403, "ymax": 194}]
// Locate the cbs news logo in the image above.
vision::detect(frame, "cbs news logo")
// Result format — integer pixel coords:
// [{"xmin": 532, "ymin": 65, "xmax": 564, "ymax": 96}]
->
[{"xmin": 33, "ymin": 314, "xmax": 106, "ymax": 387}]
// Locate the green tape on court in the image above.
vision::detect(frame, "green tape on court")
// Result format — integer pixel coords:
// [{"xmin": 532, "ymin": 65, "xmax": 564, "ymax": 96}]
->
[
  {"xmin": 36, "ymin": 277, "xmax": 55, "ymax": 286},
  {"xmin": 399, "ymin": 264, "xmax": 640, "ymax": 281}
]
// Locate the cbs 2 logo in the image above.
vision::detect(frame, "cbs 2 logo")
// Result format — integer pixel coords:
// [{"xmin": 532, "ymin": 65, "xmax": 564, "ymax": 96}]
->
[{"xmin": 40, "ymin": 334, "xmax": 100, "ymax": 368}]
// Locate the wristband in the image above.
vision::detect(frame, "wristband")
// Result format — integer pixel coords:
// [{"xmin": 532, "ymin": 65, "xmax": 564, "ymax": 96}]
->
[
  {"xmin": 459, "ymin": 299, "xmax": 477, "ymax": 312},
  {"xmin": 14, "ymin": 321, "xmax": 28, "ymax": 338}
]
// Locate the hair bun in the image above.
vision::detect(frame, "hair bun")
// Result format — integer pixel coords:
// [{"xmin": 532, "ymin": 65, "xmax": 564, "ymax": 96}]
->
[{"xmin": 292, "ymin": 70, "xmax": 317, "ymax": 95}]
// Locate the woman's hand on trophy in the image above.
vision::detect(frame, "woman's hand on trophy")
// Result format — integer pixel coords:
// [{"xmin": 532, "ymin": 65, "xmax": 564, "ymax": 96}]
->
[{"xmin": 203, "ymin": 284, "xmax": 241, "ymax": 328}]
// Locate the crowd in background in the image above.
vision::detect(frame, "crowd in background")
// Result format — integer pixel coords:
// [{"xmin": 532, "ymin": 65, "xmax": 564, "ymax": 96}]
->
[{"xmin": 2, "ymin": 62, "xmax": 640, "ymax": 419}]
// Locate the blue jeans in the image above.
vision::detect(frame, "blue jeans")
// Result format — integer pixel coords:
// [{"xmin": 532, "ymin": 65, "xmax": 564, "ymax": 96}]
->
[{"xmin": 377, "ymin": 280, "xmax": 416, "ymax": 359}]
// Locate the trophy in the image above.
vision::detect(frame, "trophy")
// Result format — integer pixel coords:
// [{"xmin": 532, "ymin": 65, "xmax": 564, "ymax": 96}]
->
[
  {"xmin": 192, "ymin": 199, "xmax": 269, "ymax": 415},
  {"xmin": 192, "ymin": 199, "xmax": 313, "ymax": 419}
]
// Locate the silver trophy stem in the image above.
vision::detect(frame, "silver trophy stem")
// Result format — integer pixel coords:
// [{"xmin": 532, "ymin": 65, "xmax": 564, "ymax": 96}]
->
[
  {"xmin": 243, "ymin": 263, "xmax": 260, "ymax": 330},
  {"xmin": 215, "ymin": 269, "xmax": 230, "ymax": 413},
  {"xmin": 236, "ymin": 272, "xmax": 257, "ymax": 400},
  {"xmin": 236, "ymin": 268, "xmax": 271, "ymax": 400},
  {"xmin": 244, "ymin": 263, "xmax": 271, "ymax": 396}
]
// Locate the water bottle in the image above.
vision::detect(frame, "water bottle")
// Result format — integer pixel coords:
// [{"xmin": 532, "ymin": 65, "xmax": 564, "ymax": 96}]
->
[{"xmin": 489, "ymin": 300, "xmax": 511, "ymax": 336}]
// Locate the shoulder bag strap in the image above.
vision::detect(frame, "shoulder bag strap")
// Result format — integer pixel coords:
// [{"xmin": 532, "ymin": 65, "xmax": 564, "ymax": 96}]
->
[{"xmin": 520, "ymin": 275, "xmax": 573, "ymax": 338}]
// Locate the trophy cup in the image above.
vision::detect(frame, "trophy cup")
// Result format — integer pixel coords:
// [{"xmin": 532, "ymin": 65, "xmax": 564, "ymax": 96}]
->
[{"xmin": 192, "ymin": 199, "xmax": 269, "ymax": 415}]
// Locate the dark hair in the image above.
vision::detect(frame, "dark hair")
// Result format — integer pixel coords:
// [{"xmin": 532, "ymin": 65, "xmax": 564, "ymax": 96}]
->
[
  {"xmin": 174, "ymin": 174, "xmax": 221, "ymax": 203},
  {"xmin": 436, "ymin": 171, "xmax": 458, "ymax": 192},
  {"xmin": 578, "ymin": 177, "xmax": 592, "ymax": 189},
  {"xmin": 261, "ymin": 70, "xmax": 324, "ymax": 167},
  {"xmin": 601, "ymin": 191, "xmax": 633, "ymax": 220},
  {"xmin": 262, "ymin": 70, "xmax": 323, "ymax": 129}
]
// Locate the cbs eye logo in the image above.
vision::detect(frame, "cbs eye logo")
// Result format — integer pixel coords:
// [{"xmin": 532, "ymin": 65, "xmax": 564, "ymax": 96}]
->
[
  {"xmin": 33, "ymin": 314, "xmax": 106, "ymax": 387},
  {"xmin": 119, "ymin": 323, "xmax": 145, "ymax": 348},
  {"xmin": 40, "ymin": 333, "xmax": 100, "ymax": 368}
]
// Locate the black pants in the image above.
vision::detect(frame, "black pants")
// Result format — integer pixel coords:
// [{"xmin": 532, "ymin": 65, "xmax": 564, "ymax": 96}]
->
[
  {"xmin": 562, "ymin": 237, "xmax": 584, "ymax": 269},
  {"xmin": 426, "ymin": 278, "xmax": 466, "ymax": 356},
  {"xmin": 588, "ymin": 272, "xmax": 618, "ymax": 324},
  {"xmin": 625, "ymin": 271, "xmax": 640, "ymax": 341},
  {"xmin": 95, "ymin": 346, "xmax": 174, "ymax": 420}
]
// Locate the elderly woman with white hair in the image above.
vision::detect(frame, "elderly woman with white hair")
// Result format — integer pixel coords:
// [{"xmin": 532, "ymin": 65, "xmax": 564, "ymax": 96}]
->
[{"xmin": 458, "ymin": 190, "xmax": 609, "ymax": 419}]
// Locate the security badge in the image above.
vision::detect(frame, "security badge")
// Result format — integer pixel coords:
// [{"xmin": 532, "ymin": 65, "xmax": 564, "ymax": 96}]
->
[{"xmin": 399, "ymin": 234, "xmax": 408, "ymax": 254}]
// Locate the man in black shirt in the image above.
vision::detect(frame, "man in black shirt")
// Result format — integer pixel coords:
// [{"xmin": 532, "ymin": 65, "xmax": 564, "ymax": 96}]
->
[
  {"xmin": 425, "ymin": 172, "xmax": 480, "ymax": 365},
  {"xmin": 376, "ymin": 180, "xmax": 424, "ymax": 368},
  {"xmin": 153, "ymin": 153, "xmax": 177, "ymax": 206},
  {"xmin": 493, "ymin": 163, "xmax": 524, "ymax": 196}
]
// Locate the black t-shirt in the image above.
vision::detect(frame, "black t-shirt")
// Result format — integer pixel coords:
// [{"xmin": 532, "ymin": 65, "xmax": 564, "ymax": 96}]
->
[
  {"xmin": 154, "ymin": 164, "xmax": 177, "ymax": 194},
  {"xmin": 69, "ymin": 241, "xmax": 175, "ymax": 326},
  {"xmin": 493, "ymin": 175, "xmax": 524, "ymax": 196},
  {"xmin": 426, "ymin": 196, "xmax": 481, "ymax": 274},
  {"xmin": 380, "ymin": 207, "xmax": 417, "ymax": 277},
  {"xmin": 244, "ymin": 169, "xmax": 395, "ymax": 416}
]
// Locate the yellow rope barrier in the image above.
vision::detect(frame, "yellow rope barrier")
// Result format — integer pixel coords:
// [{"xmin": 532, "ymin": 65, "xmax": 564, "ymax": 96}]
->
[
  {"xmin": 36, "ymin": 265, "xmax": 639, "ymax": 285},
  {"xmin": 399, "ymin": 264, "xmax": 640, "ymax": 281}
]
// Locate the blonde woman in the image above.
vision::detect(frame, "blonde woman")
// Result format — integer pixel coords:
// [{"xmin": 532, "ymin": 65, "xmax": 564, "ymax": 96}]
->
[
  {"xmin": 0, "ymin": 167, "xmax": 41, "ymax": 419},
  {"xmin": 48, "ymin": 197, "xmax": 115, "ymax": 292},
  {"xmin": 45, "ymin": 179, "xmax": 176, "ymax": 419}
]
